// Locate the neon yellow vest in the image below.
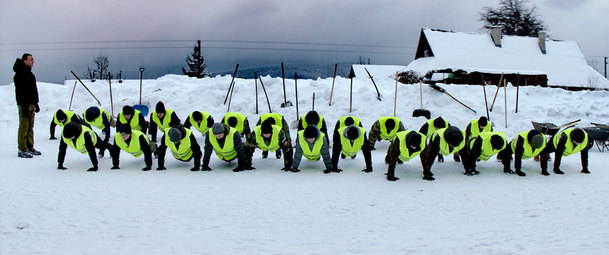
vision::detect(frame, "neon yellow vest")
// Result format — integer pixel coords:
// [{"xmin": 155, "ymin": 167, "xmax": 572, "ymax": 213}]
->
[
  {"xmin": 395, "ymin": 131, "xmax": 427, "ymax": 162},
  {"xmin": 54, "ymin": 110, "xmax": 77, "ymax": 127},
  {"xmin": 510, "ymin": 131, "xmax": 546, "ymax": 159},
  {"xmin": 62, "ymin": 126, "xmax": 98, "ymax": 154},
  {"xmin": 165, "ymin": 128, "xmax": 193, "ymax": 160},
  {"xmin": 298, "ymin": 130, "xmax": 325, "ymax": 161},
  {"xmin": 83, "ymin": 108, "xmax": 111, "ymax": 130},
  {"xmin": 223, "ymin": 112, "xmax": 247, "ymax": 134},
  {"xmin": 209, "ymin": 127, "xmax": 238, "ymax": 160},
  {"xmin": 424, "ymin": 118, "xmax": 449, "ymax": 138},
  {"xmin": 469, "ymin": 119, "xmax": 493, "ymax": 139},
  {"xmin": 254, "ymin": 125, "xmax": 281, "ymax": 152},
  {"xmin": 151, "ymin": 109, "xmax": 175, "ymax": 131},
  {"xmin": 378, "ymin": 116, "xmax": 400, "ymax": 141},
  {"xmin": 114, "ymin": 130, "xmax": 149, "ymax": 158},
  {"xmin": 470, "ymin": 131, "xmax": 506, "ymax": 161},
  {"xmin": 300, "ymin": 114, "xmax": 324, "ymax": 129},
  {"xmin": 188, "ymin": 111, "xmax": 212, "ymax": 134},
  {"xmin": 337, "ymin": 116, "xmax": 361, "ymax": 129},
  {"xmin": 118, "ymin": 109, "xmax": 142, "ymax": 131},
  {"xmin": 433, "ymin": 128, "xmax": 466, "ymax": 156},
  {"xmin": 260, "ymin": 113, "xmax": 284, "ymax": 129},
  {"xmin": 553, "ymin": 128, "xmax": 588, "ymax": 157},
  {"xmin": 338, "ymin": 126, "xmax": 365, "ymax": 157}
]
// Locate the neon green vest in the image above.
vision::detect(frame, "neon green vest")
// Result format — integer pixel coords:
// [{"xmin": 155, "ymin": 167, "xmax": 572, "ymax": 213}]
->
[
  {"xmin": 378, "ymin": 116, "xmax": 400, "ymax": 141},
  {"xmin": 62, "ymin": 126, "xmax": 98, "ymax": 154},
  {"xmin": 118, "ymin": 109, "xmax": 142, "ymax": 131},
  {"xmin": 298, "ymin": 130, "xmax": 325, "ymax": 161},
  {"xmin": 165, "ymin": 128, "xmax": 193, "ymax": 160},
  {"xmin": 209, "ymin": 127, "xmax": 238, "ymax": 160},
  {"xmin": 470, "ymin": 131, "xmax": 506, "ymax": 161},
  {"xmin": 469, "ymin": 119, "xmax": 492, "ymax": 139},
  {"xmin": 260, "ymin": 113, "xmax": 284, "ymax": 129},
  {"xmin": 188, "ymin": 111, "xmax": 212, "ymax": 134},
  {"xmin": 552, "ymin": 128, "xmax": 588, "ymax": 157},
  {"xmin": 510, "ymin": 131, "xmax": 546, "ymax": 159},
  {"xmin": 337, "ymin": 116, "xmax": 361, "ymax": 129},
  {"xmin": 300, "ymin": 114, "xmax": 324, "ymax": 129},
  {"xmin": 223, "ymin": 112, "xmax": 247, "ymax": 134},
  {"xmin": 338, "ymin": 126, "xmax": 365, "ymax": 157},
  {"xmin": 433, "ymin": 128, "xmax": 466, "ymax": 156},
  {"xmin": 83, "ymin": 108, "xmax": 111, "ymax": 130},
  {"xmin": 114, "ymin": 130, "xmax": 148, "ymax": 158},
  {"xmin": 151, "ymin": 109, "xmax": 175, "ymax": 131},
  {"xmin": 54, "ymin": 110, "xmax": 77, "ymax": 127},
  {"xmin": 424, "ymin": 118, "xmax": 449, "ymax": 138},
  {"xmin": 395, "ymin": 131, "xmax": 427, "ymax": 162},
  {"xmin": 254, "ymin": 125, "xmax": 281, "ymax": 152}
]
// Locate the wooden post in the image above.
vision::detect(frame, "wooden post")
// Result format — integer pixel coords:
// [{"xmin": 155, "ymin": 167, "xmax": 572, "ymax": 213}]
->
[
  {"xmin": 393, "ymin": 72, "xmax": 398, "ymax": 117},
  {"xmin": 489, "ymin": 73, "xmax": 504, "ymax": 112},
  {"xmin": 69, "ymin": 81, "xmax": 77, "ymax": 111},
  {"xmin": 108, "ymin": 73, "xmax": 114, "ymax": 116},
  {"xmin": 515, "ymin": 73, "xmax": 520, "ymax": 113},
  {"xmin": 481, "ymin": 74, "xmax": 490, "ymax": 121},
  {"xmin": 329, "ymin": 63, "xmax": 337, "ymax": 106},
  {"xmin": 294, "ymin": 73, "xmax": 299, "ymax": 119},
  {"xmin": 255, "ymin": 72, "xmax": 258, "ymax": 114},
  {"xmin": 312, "ymin": 93, "xmax": 315, "ymax": 111},
  {"xmin": 504, "ymin": 79, "xmax": 507, "ymax": 128},
  {"xmin": 349, "ymin": 77, "xmax": 353, "ymax": 113}
]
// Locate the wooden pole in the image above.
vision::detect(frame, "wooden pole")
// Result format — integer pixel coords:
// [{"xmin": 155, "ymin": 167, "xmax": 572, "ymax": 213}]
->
[
  {"xmin": 481, "ymin": 74, "xmax": 490, "ymax": 121},
  {"xmin": 108, "ymin": 73, "xmax": 114, "ymax": 116},
  {"xmin": 223, "ymin": 64, "xmax": 239, "ymax": 105},
  {"xmin": 393, "ymin": 72, "xmax": 398, "ymax": 117},
  {"xmin": 515, "ymin": 73, "xmax": 520, "ymax": 113},
  {"xmin": 71, "ymin": 70, "xmax": 101, "ymax": 106},
  {"xmin": 329, "ymin": 63, "xmax": 338, "ymax": 106},
  {"xmin": 258, "ymin": 75, "xmax": 272, "ymax": 113},
  {"xmin": 489, "ymin": 73, "xmax": 504, "ymax": 112},
  {"xmin": 294, "ymin": 73, "xmax": 299, "ymax": 119},
  {"xmin": 255, "ymin": 72, "xmax": 259, "ymax": 114},
  {"xmin": 68, "ymin": 81, "xmax": 77, "ymax": 111},
  {"xmin": 349, "ymin": 77, "xmax": 353, "ymax": 113},
  {"xmin": 312, "ymin": 93, "xmax": 315, "ymax": 111},
  {"xmin": 504, "ymin": 79, "xmax": 508, "ymax": 128},
  {"xmin": 281, "ymin": 62, "xmax": 287, "ymax": 105}
]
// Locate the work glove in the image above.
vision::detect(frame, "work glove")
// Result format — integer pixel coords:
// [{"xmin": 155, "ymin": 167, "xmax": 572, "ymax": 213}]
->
[
  {"xmin": 423, "ymin": 174, "xmax": 435, "ymax": 181},
  {"xmin": 87, "ymin": 166, "xmax": 98, "ymax": 172},
  {"xmin": 111, "ymin": 165, "xmax": 120, "ymax": 170},
  {"xmin": 142, "ymin": 166, "xmax": 152, "ymax": 171},
  {"xmin": 150, "ymin": 142, "xmax": 157, "ymax": 152},
  {"xmin": 362, "ymin": 167, "xmax": 372, "ymax": 173},
  {"xmin": 201, "ymin": 165, "xmax": 212, "ymax": 171},
  {"xmin": 581, "ymin": 169, "xmax": 590, "ymax": 174},
  {"xmin": 553, "ymin": 168, "xmax": 564, "ymax": 175},
  {"xmin": 34, "ymin": 104, "xmax": 40, "ymax": 113},
  {"xmin": 190, "ymin": 166, "xmax": 200, "ymax": 171},
  {"xmin": 232, "ymin": 166, "xmax": 244, "ymax": 172},
  {"xmin": 156, "ymin": 166, "xmax": 167, "ymax": 171},
  {"xmin": 50, "ymin": 136, "xmax": 57, "ymax": 140},
  {"xmin": 57, "ymin": 165, "xmax": 67, "ymax": 170}
]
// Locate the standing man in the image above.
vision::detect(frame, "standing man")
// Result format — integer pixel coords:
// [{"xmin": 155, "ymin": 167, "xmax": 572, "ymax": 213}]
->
[{"xmin": 13, "ymin": 53, "xmax": 40, "ymax": 158}]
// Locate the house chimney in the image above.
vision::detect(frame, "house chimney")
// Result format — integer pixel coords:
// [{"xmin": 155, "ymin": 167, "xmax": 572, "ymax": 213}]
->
[
  {"xmin": 490, "ymin": 26, "xmax": 502, "ymax": 47},
  {"xmin": 538, "ymin": 31, "xmax": 547, "ymax": 54}
]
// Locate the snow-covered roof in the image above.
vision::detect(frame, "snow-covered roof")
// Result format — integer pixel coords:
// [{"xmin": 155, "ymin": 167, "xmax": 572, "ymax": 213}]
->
[{"xmin": 406, "ymin": 28, "xmax": 609, "ymax": 89}]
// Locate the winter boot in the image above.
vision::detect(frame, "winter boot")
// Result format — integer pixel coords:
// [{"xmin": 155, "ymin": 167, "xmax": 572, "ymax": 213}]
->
[{"xmin": 18, "ymin": 150, "xmax": 33, "ymax": 158}]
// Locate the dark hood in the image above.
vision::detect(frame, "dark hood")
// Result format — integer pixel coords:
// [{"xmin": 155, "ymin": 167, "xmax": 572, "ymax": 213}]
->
[{"xmin": 13, "ymin": 58, "xmax": 30, "ymax": 73}]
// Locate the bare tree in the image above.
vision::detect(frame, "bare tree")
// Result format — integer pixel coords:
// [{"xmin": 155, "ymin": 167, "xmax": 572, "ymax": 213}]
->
[
  {"xmin": 480, "ymin": 0, "xmax": 545, "ymax": 37},
  {"xmin": 94, "ymin": 53, "xmax": 110, "ymax": 80}
]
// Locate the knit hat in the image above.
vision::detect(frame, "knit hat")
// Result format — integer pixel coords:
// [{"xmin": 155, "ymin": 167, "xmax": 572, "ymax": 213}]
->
[
  {"xmin": 62, "ymin": 122, "xmax": 81, "ymax": 139},
  {"xmin": 529, "ymin": 133, "xmax": 544, "ymax": 149},
  {"xmin": 211, "ymin": 123, "xmax": 225, "ymax": 135},
  {"xmin": 55, "ymin": 109, "xmax": 67, "ymax": 122},
  {"xmin": 305, "ymin": 111, "xmax": 319, "ymax": 125},
  {"xmin": 434, "ymin": 117, "xmax": 447, "ymax": 129},
  {"xmin": 117, "ymin": 124, "xmax": 132, "ymax": 134},
  {"xmin": 478, "ymin": 116, "xmax": 488, "ymax": 128},
  {"xmin": 261, "ymin": 120, "xmax": 273, "ymax": 134},
  {"xmin": 344, "ymin": 125, "xmax": 360, "ymax": 140},
  {"xmin": 227, "ymin": 116, "xmax": 238, "ymax": 128},
  {"xmin": 304, "ymin": 125, "xmax": 318, "ymax": 139},
  {"xmin": 406, "ymin": 132, "xmax": 422, "ymax": 149},
  {"xmin": 191, "ymin": 111, "xmax": 202, "ymax": 122},
  {"xmin": 168, "ymin": 127, "xmax": 182, "ymax": 142},
  {"xmin": 122, "ymin": 105, "xmax": 134, "ymax": 116},
  {"xmin": 490, "ymin": 134, "xmax": 505, "ymax": 150},
  {"xmin": 343, "ymin": 117, "xmax": 354, "ymax": 127},
  {"xmin": 155, "ymin": 101, "xmax": 166, "ymax": 114},
  {"xmin": 384, "ymin": 118, "xmax": 395, "ymax": 133},
  {"xmin": 445, "ymin": 126, "xmax": 463, "ymax": 147},
  {"xmin": 85, "ymin": 107, "xmax": 99, "ymax": 122},
  {"xmin": 571, "ymin": 128, "xmax": 586, "ymax": 144}
]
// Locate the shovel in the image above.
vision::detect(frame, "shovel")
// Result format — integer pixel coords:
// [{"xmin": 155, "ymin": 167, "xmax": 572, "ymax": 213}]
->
[
  {"xmin": 280, "ymin": 62, "xmax": 293, "ymax": 107},
  {"xmin": 133, "ymin": 67, "xmax": 149, "ymax": 116},
  {"xmin": 430, "ymin": 83, "xmax": 477, "ymax": 114},
  {"xmin": 412, "ymin": 80, "xmax": 431, "ymax": 119}
]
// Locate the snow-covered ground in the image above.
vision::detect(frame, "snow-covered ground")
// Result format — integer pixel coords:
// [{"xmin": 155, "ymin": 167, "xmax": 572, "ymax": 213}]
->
[{"xmin": 1, "ymin": 73, "xmax": 608, "ymax": 254}]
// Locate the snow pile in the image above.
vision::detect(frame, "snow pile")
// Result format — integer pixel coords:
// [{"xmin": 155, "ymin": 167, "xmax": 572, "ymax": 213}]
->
[{"xmin": 1, "ymin": 74, "xmax": 608, "ymax": 254}]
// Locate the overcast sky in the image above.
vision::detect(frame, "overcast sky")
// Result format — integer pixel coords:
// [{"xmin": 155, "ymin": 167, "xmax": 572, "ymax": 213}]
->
[{"xmin": 1, "ymin": 0, "xmax": 607, "ymax": 84}]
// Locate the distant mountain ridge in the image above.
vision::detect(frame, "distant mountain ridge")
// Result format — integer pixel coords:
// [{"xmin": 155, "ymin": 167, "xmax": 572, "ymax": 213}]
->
[{"xmin": 213, "ymin": 62, "xmax": 354, "ymax": 80}]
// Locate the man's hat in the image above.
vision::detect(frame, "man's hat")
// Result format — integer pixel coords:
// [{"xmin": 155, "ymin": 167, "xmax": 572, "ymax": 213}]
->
[
  {"xmin": 406, "ymin": 132, "xmax": 422, "ymax": 149},
  {"xmin": 62, "ymin": 122, "xmax": 81, "ymax": 139},
  {"xmin": 117, "ymin": 124, "xmax": 132, "ymax": 134},
  {"xmin": 571, "ymin": 128, "xmax": 586, "ymax": 144},
  {"xmin": 305, "ymin": 111, "xmax": 319, "ymax": 125},
  {"xmin": 304, "ymin": 125, "xmax": 318, "ymax": 139},
  {"xmin": 343, "ymin": 117, "xmax": 354, "ymax": 127},
  {"xmin": 227, "ymin": 116, "xmax": 238, "ymax": 128},
  {"xmin": 344, "ymin": 125, "xmax": 360, "ymax": 140},
  {"xmin": 530, "ymin": 133, "xmax": 545, "ymax": 149},
  {"xmin": 122, "ymin": 105, "xmax": 134, "ymax": 115},
  {"xmin": 85, "ymin": 107, "xmax": 99, "ymax": 122},
  {"xmin": 261, "ymin": 120, "xmax": 273, "ymax": 134},
  {"xmin": 155, "ymin": 101, "xmax": 166, "ymax": 114},
  {"xmin": 490, "ymin": 134, "xmax": 505, "ymax": 150},
  {"xmin": 212, "ymin": 123, "xmax": 225, "ymax": 135},
  {"xmin": 478, "ymin": 116, "xmax": 488, "ymax": 127},
  {"xmin": 384, "ymin": 118, "xmax": 395, "ymax": 133},
  {"xmin": 434, "ymin": 117, "xmax": 447, "ymax": 129},
  {"xmin": 55, "ymin": 109, "xmax": 67, "ymax": 121},
  {"xmin": 168, "ymin": 127, "xmax": 182, "ymax": 142},
  {"xmin": 191, "ymin": 111, "xmax": 202, "ymax": 122}
]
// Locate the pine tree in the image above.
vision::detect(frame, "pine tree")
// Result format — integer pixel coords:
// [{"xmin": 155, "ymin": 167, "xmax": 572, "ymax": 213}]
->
[
  {"xmin": 479, "ymin": 0, "xmax": 545, "ymax": 37},
  {"xmin": 182, "ymin": 40, "xmax": 208, "ymax": 78}
]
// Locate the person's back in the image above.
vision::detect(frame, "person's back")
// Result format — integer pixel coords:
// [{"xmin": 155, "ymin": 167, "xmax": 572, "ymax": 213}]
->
[{"xmin": 13, "ymin": 53, "xmax": 40, "ymax": 158}]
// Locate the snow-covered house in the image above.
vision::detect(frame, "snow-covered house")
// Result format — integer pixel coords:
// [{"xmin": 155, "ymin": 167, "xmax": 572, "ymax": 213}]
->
[{"xmin": 406, "ymin": 28, "xmax": 609, "ymax": 90}]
